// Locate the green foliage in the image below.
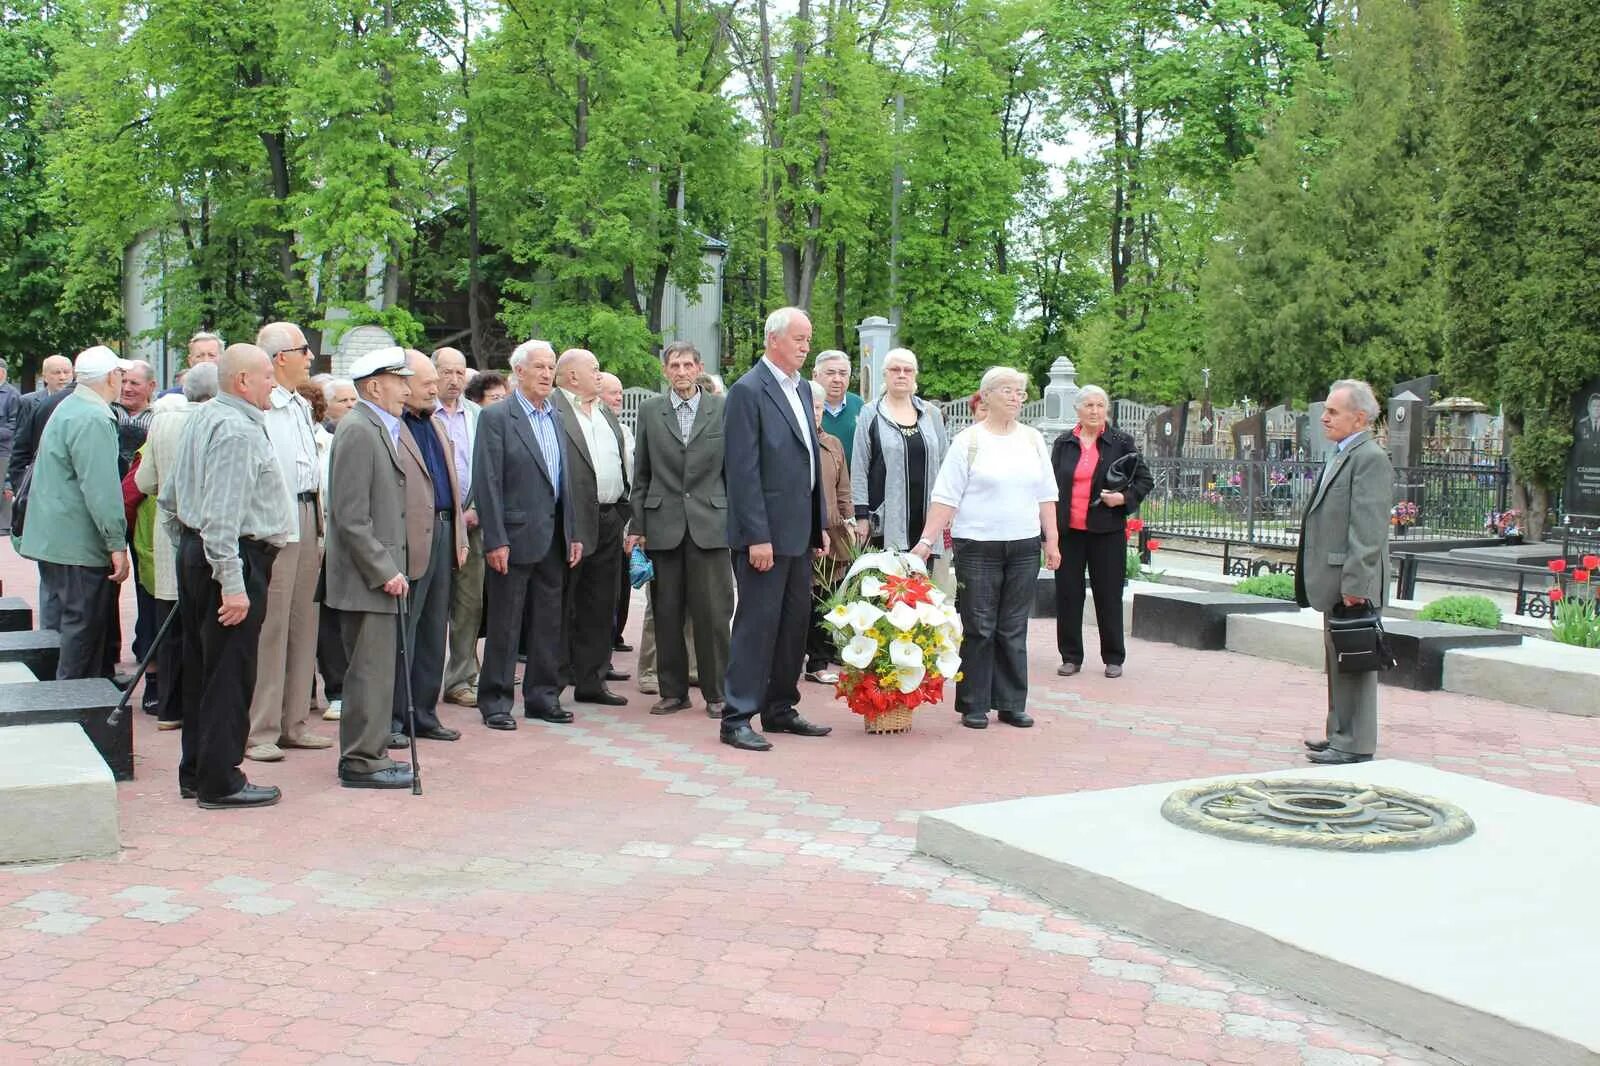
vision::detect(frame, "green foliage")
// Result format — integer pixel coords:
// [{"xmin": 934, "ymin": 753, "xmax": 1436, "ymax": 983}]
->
[
  {"xmin": 1416, "ymin": 595, "xmax": 1501, "ymax": 629},
  {"xmin": 1550, "ymin": 600, "xmax": 1600, "ymax": 649},
  {"xmin": 1234, "ymin": 572, "xmax": 1297, "ymax": 599},
  {"xmin": 318, "ymin": 306, "xmax": 427, "ymax": 349}
]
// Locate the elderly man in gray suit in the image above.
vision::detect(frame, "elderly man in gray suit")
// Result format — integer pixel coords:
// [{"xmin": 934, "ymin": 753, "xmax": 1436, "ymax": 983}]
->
[
  {"xmin": 472, "ymin": 340, "xmax": 581, "ymax": 730},
  {"xmin": 628, "ymin": 340, "xmax": 732, "ymax": 718},
  {"xmin": 325, "ymin": 347, "xmax": 416, "ymax": 790},
  {"xmin": 1295, "ymin": 379, "xmax": 1394, "ymax": 766}
]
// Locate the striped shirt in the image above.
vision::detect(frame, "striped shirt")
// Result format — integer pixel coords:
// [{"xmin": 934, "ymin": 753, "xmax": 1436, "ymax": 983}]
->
[
  {"xmin": 514, "ymin": 388, "xmax": 563, "ymax": 496},
  {"xmin": 159, "ymin": 394, "xmax": 294, "ymax": 596}
]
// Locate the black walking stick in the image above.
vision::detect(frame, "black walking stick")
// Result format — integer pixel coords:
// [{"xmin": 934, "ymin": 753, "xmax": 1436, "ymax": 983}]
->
[
  {"xmin": 395, "ymin": 593, "xmax": 423, "ymax": 795},
  {"xmin": 106, "ymin": 603, "xmax": 179, "ymax": 729}
]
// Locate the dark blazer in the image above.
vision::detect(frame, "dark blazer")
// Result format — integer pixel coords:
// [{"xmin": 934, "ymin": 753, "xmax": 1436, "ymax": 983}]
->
[
  {"xmin": 552, "ymin": 390, "xmax": 630, "ymax": 557},
  {"xmin": 1051, "ymin": 425, "xmax": 1153, "ymax": 536},
  {"xmin": 396, "ymin": 418, "xmax": 467, "ymax": 580},
  {"xmin": 471, "ymin": 392, "xmax": 573, "ymax": 566},
  {"xmin": 1295, "ymin": 431, "xmax": 1393, "ymax": 610},
  {"xmin": 7, "ymin": 387, "xmax": 72, "ymax": 490},
  {"xmin": 631, "ymin": 390, "xmax": 728, "ymax": 551},
  {"xmin": 724, "ymin": 361, "xmax": 825, "ymax": 556},
  {"xmin": 325, "ymin": 403, "xmax": 408, "ymax": 615}
]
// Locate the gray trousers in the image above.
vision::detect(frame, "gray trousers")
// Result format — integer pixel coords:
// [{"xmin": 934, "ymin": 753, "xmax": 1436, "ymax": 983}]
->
[
  {"xmin": 39, "ymin": 561, "xmax": 116, "ymax": 680},
  {"xmin": 442, "ymin": 524, "xmax": 483, "ymax": 694},
  {"xmin": 339, "ymin": 608, "xmax": 399, "ymax": 775},
  {"xmin": 1322, "ymin": 622, "xmax": 1378, "ymax": 755},
  {"xmin": 647, "ymin": 543, "xmax": 730, "ymax": 702},
  {"xmin": 393, "ymin": 515, "xmax": 452, "ymax": 733},
  {"xmin": 37, "ymin": 560, "xmax": 63, "ymax": 631}
]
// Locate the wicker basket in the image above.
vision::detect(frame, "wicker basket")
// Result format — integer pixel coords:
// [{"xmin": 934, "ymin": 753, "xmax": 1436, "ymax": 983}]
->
[{"xmin": 863, "ymin": 707, "xmax": 915, "ymax": 734}]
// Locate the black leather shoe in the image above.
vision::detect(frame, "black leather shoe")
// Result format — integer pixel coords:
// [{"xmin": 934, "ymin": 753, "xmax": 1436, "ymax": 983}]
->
[
  {"xmin": 704, "ymin": 701, "xmax": 725, "ymax": 719},
  {"xmin": 651, "ymin": 697, "xmax": 691, "ymax": 715},
  {"xmin": 961, "ymin": 711, "xmax": 989, "ymax": 729},
  {"xmin": 179, "ymin": 785, "xmax": 197, "ymax": 800},
  {"xmin": 763, "ymin": 715, "xmax": 831, "ymax": 737},
  {"xmin": 1307, "ymin": 748, "xmax": 1372, "ymax": 765},
  {"xmin": 388, "ymin": 732, "xmax": 409, "ymax": 749},
  {"xmin": 1057, "ymin": 662, "xmax": 1081, "ymax": 676},
  {"xmin": 484, "ymin": 713, "xmax": 517, "ymax": 731},
  {"xmin": 720, "ymin": 723, "xmax": 772, "ymax": 751},
  {"xmin": 613, "ymin": 640, "xmax": 633, "ymax": 653},
  {"xmin": 417, "ymin": 725, "xmax": 461, "ymax": 742},
  {"xmin": 339, "ymin": 765, "xmax": 414, "ymax": 789},
  {"xmin": 197, "ymin": 783, "xmax": 281, "ymax": 809},
  {"xmin": 574, "ymin": 686, "xmax": 627, "ymax": 707},
  {"xmin": 605, "ymin": 668, "xmax": 632, "ymax": 682},
  {"xmin": 1304, "ymin": 738, "xmax": 1331, "ymax": 752},
  {"xmin": 1104, "ymin": 664, "xmax": 1123, "ymax": 678},
  {"xmin": 998, "ymin": 710, "xmax": 1034, "ymax": 728},
  {"xmin": 526, "ymin": 705, "xmax": 575, "ymax": 723}
]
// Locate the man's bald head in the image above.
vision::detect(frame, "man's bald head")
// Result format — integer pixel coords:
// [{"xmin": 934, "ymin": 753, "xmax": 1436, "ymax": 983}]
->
[
  {"xmin": 555, "ymin": 348, "xmax": 600, "ymax": 400},
  {"xmin": 40, "ymin": 354, "xmax": 74, "ymax": 392},
  {"xmin": 404, "ymin": 349, "xmax": 438, "ymax": 413},
  {"xmin": 434, "ymin": 346, "xmax": 468, "ymax": 405},
  {"xmin": 219, "ymin": 343, "xmax": 276, "ymax": 410},
  {"xmin": 598, "ymin": 372, "xmax": 624, "ymax": 416}
]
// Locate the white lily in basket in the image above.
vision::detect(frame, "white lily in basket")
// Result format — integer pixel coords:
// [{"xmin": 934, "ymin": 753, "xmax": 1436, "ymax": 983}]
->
[
  {"xmin": 828, "ymin": 600, "xmax": 885, "ymax": 635},
  {"xmin": 840, "ymin": 634, "xmax": 879, "ymax": 669},
  {"xmin": 883, "ymin": 601, "xmax": 921, "ymax": 633},
  {"xmin": 935, "ymin": 645, "xmax": 962, "ymax": 679},
  {"xmin": 889, "ymin": 639, "xmax": 926, "ymax": 692},
  {"xmin": 914, "ymin": 600, "xmax": 947, "ymax": 627},
  {"xmin": 860, "ymin": 575, "xmax": 886, "ymax": 599},
  {"xmin": 845, "ymin": 550, "xmax": 927, "ymax": 583}
]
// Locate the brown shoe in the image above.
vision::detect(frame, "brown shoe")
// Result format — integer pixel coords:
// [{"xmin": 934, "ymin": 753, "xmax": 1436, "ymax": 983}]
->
[
  {"xmin": 1057, "ymin": 662, "xmax": 1081, "ymax": 676},
  {"xmin": 445, "ymin": 685, "xmax": 478, "ymax": 708},
  {"xmin": 650, "ymin": 697, "xmax": 691, "ymax": 715},
  {"xmin": 1104, "ymin": 664, "xmax": 1123, "ymax": 678},
  {"xmin": 280, "ymin": 732, "xmax": 334, "ymax": 750},
  {"xmin": 705, "ymin": 701, "xmax": 725, "ymax": 719}
]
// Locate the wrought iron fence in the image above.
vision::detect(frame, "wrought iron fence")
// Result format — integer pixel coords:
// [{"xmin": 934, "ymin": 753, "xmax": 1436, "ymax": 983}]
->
[{"xmin": 1139, "ymin": 458, "xmax": 1512, "ymax": 549}]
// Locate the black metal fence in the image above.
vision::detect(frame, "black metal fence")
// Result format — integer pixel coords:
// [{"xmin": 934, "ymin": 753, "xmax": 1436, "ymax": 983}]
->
[{"xmin": 1139, "ymin": 458, "xmax": 1512, "ymax": 551}]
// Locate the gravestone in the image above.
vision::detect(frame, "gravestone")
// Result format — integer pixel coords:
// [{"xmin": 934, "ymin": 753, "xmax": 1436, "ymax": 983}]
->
[
  {"xmin": 1145, "ymin": 403, "xmax": 1187, "ymax": 458},
  {"xmin": 1263, "ymin": 404, "xmax": 1296, "ymax": 459},
  {"xmin": 1306, "ymin": 401, "xmax": 1334, "ymax": 462},
  {"xmin": 0, "ymin": 679, "xmax": 130, "ymax": 779},
  {"xmin": 0, "ymin": 597, "xmax": 31, "ymax": 632},
  {"xmin": 1566, "ymin": 377, "xmax": 1600, "ymax": 529},
  {"xmin": 1231, "ymin": 412, "xmax": 1266, "ymax": 460},
  {"xmin": 855, "ymin": 316, "xmax": 895, "ymax": 405},
  {"xmin": 1035, "ymin": 356, "xmax": 1082, "ymax": 442},
  {"xmin": 1197, "ymin": 397, "xmax": 1217, "ymax": 445},
  {"xmin": 1388, "ymin": 390, "xmax": 1426, "ymax": 470}
]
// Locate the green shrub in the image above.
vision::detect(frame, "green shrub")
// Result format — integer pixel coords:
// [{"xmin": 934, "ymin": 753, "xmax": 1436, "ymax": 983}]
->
[
  {"xmin": 1234, "ymin": 572, "xmax": 1297, "ymax": 600},
  {"xmin": 1417, "ymin": 595, "xmax": 1501, "ymax": 629}
]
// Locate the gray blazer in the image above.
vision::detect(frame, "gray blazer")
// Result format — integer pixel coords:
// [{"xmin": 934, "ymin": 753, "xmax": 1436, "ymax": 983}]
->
[
  {"xmin": 325, "ymin": 403, "xmax": 408, "ymax": 615},
  {"xmin": 631, "ymin": 390, "xmax": 728, "ymax": 551},
  {"xmin": 471, "ymin": 392, "xmax": 573, "ymax": 566},
  {"xmin": 850, "ymin": 397, "xmax": 948, "ymax": 553},
  {"xmin": 553, "ymin": 390, "xmax": 629, "ymax": 557},
  {"xmin": 1295, "ymin": 431, "xmax": 1394, "ymax": 611}
]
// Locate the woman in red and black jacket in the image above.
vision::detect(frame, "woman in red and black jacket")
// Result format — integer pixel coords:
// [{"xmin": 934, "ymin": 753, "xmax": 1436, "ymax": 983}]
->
[{"xmin": 1050, "ymin": 386, "xmax": 1152, "ymax": 678}]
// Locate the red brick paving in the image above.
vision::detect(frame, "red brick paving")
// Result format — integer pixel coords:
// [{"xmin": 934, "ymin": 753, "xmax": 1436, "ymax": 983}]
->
[{"xmin": 3, "ymin": 542, "xmax": 1598, "ymax": 1064}]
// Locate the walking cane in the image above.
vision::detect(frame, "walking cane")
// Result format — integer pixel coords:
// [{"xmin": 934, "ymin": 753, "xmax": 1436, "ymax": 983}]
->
[
  {"xmin": 106, "ymin": 603, "xmax": 179, "ymax": 729},
  {"xmin": 395, "ymin": 594, "xmax": 423, "ymax": 796}
]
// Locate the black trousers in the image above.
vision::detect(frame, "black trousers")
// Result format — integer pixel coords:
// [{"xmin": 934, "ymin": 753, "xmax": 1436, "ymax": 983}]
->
[
  {"xmin": 39, "ymin": 561, "xmax": 118, "ymax": 680},
  {"xmin": 176, "ymin": 531, "xmax": 276, "ymax": 800},
  {"xmin": 154, "ymin": 598, "xmax": 183, "ymax": 723},
  {"xmin": 613, "ymin": 550, "xmax": 631, "ymax": 646},
  {"xmin": 392, "ymin": 515, "xmax": 452, "ymax": 733},
  {"xmin": 953, "ymin": 537, "xmax": 1038, "ymax": 717},
  {"xmin": 563, "ymin": 503, "xmax": 625, "ymax": 694},
  {"xmin": 648, "ymin": 541, "xmax": 732, "ymax": 702},
  {"xmin": 317, "ymin": 597, "xmax": 349, "ymax": 702},
  {"xmin": 481, "ymin": 529, "xmax": 565, "ymax": 719},
  {"xmin": 1054, "ymin": 528, "xmax": 1127, "ymax": 667},
  {"xmin": 722, "ymin": 550, "xmax": 811, "ymax": 730},
  {"xmin": 130, "ymin": 549, "xmax": 158, "ymax": 662}
]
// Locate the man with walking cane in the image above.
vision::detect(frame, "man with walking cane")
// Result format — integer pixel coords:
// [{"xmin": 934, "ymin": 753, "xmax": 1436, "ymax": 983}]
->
[
  {"xmin": 325, "ymin": 347, "xmax": 416, "ymax": 790},
  {"xmin": 158, "ymin": 344, "xmax": 293, "ymax": 808}
]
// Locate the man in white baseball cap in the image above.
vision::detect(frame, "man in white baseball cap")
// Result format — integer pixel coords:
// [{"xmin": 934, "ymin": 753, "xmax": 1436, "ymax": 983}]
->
[{"xmin": 18, "ymin": 345, "xmax": 134, "ymax": 679}]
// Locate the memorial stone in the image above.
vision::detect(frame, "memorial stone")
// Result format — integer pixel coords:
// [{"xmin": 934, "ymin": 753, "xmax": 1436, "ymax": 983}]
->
[
  {"xmin": 855, "ymin": 316, "xmax": 895, "ymax": 405},
  {"xmin": 1146, "ymin": 403, "xmax": 1187, "ymax": 458},
  {"xmin": 1306, "ymin": 401, "xmax": 1334, "ymax": 461},
  {"xmin": 1566, "ymin": 376, "xmax": 1600, "ymax": 529}
]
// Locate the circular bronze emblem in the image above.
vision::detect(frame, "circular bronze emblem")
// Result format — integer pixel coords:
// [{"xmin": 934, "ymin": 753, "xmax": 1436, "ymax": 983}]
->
[{"xmin": 1161, "ymin": 779, "xmax": 1473, "ymax": 852}]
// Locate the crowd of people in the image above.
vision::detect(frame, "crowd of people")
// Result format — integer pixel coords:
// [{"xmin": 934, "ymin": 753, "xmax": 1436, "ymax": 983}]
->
[{"xmin": 1, "ymin": 305, "xmax": 1391, "ymax": 808}]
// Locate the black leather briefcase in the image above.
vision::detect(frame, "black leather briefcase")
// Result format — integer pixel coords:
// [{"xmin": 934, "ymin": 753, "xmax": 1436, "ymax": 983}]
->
[{"xmin": 1327, "ymin": 602, "xmax": 1396, "ymax": 673}]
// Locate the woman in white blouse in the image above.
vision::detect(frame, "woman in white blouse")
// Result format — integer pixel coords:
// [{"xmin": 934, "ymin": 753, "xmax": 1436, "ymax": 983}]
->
[{"xmin": 911, "ymin": 367, "xmax": 1059, "ymax": 730}]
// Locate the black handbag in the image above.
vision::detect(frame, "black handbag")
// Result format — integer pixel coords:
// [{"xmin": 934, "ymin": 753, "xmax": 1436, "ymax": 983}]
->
[
  {"xmin": 1327, "ymin": 601, "xmax": 1396, "ymax": 673},
  {"xmin": 1102, "ymin": 451, "xmax": 1140, "ymax": 493}
]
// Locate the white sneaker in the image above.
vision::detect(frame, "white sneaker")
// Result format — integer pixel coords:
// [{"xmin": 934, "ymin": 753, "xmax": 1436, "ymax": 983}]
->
[
  {"xmin": 245, "ymin": 743, "xmax": 284, "ymax": 762},
  {"xmin": 323, "ymin": 700, "xmax": 342, "ymax": 721}
]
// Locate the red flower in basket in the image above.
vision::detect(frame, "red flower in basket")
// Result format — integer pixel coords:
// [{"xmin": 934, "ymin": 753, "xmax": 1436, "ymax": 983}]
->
[
  {"xmin": 1584, "ymin": 555, "xmax": 1600, "ymax": 570},
  {"xmin": 1548, "ymin": 559, "xmax": 1568, "ymax": 574},
  {"xmin": 1574, "ymin": 569, "xmax": 1592, "ymax": 584},
  {"xmin": 1549, "ymin": 587, "xmax": 1565, "ymax": 603}
]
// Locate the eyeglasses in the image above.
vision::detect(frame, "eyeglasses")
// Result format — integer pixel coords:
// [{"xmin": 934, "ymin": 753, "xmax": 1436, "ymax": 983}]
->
[{"xmin": 280, "ymin": 345, "xmax": 312, "ymax": 356}]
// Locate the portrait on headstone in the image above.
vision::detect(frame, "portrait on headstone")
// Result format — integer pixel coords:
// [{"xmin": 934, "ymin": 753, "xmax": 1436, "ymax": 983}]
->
[{"xmin": 1567, "ymin": 378, "xmax": 1600, "ymax": 526}]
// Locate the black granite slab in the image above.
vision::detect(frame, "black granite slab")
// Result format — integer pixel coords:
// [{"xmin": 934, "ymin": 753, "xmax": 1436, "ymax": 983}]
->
[
  {"xmin": 0, "ymin": 630, "xmax": 59, "ymax": 680},
  {"xmin": 1131, "ymin": 589, "xmax": 1301, "ymax": 650},
  {"xmin": 1379, "ymin": 619, "xmax": 1522, "ymax": 692},
  {"xmin": 0, "ymin": 597, "xmax": 31, "ymax": 632},
  {"xmin": 0, "ymin": 679, "xmax": 131, "ymax": 779}
]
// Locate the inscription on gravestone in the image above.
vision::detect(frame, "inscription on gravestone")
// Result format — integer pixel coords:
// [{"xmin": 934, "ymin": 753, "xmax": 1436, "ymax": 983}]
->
[{"xmin": 1567, "ymin": 377, "xmax": 1600, "ymax": 528}]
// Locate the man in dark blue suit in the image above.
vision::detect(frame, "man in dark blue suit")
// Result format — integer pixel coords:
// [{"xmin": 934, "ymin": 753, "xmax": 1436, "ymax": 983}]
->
[
  {"xmin": 720, "ymin": 307, "xmax": 833, "ymax": 751},
  {"xmin": 471, "ymin": 340, "xmax": 583, "ymax": 731}
]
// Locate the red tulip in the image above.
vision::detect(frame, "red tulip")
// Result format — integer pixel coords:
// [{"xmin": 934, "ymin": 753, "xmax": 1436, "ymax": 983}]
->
[
  {"xmin": 1549, "ymin": 559, "xmax": 1568, "ymax": 573},
  {"xmin": 1575, "ymin": 569, "xmax": 1592, "ymax": 583},
  {"xmin": 1549, "ymin": 587, "xmax": 1565, "ymax": 603},
  {"xmin": 1584, "ymin": 555, "xmax": 1600, "ymax": 570},
  {"xmin": 1126, "ymin": 518, "xmax": 1144, "ymax": 533},
  {"xmin": 1147, "ymin": 539, "xmax": 1163, "ymax": 552}
]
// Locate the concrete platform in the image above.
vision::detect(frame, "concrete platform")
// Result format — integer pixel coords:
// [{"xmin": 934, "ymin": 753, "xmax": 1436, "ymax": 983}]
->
[
  {"xmin": 0, "ymin": 628, "xmax": 60, "ymax": 681},
  {"xmin": 918, "ymin": 761, "xmax": 1600, "ymax": 1066},
  {"xmin": 0, "ymin": 723, "xmax": 118, "ymax": 864},
  {"xmin": 0, "ymin": 661, "xmax": 36, "ymax": 683},
  {"xmin": 1131, "ymin": 588, "xmax": 1299, "ymax": 650},
  {"xmin": 0, "ymin": 595, "xmax": 31, "ymax": 631},
  {"xmin": 1380, "ymin": 619, "xmax": 1521, "ymax": 691},
  {"xmin": 0, "ymin": 678, "xmax": 132, "ymax": 779},
  {"xmin": 1444, "ymin": 640, "xmax": 1600, "ymax": 717},
  {"xmin": 1225, "ymin": 606, "xmax": 1325, "ymax": 668}
]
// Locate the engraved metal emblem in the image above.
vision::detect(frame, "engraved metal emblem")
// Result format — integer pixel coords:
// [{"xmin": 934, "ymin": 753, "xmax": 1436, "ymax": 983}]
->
[{"xmin": 1161, "ymin": 779, "xmax": 1474, "ymax": 852}]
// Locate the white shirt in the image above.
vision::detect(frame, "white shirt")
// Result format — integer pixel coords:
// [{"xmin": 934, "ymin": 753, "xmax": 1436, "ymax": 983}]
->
[
  {"xmin": 932, "ymin": 423, "xmax": 1058, "ymax": 541},
  {"xmin": 560, "ymin": 389, "xmax": 626, "ymax": 504},
  {"xmin": 263, "ymin": 383, "xmax": 320, "ymax": 542},
  {"xmin": 762, "ymin": 356, "xmax": 815, "ymax": 489}
]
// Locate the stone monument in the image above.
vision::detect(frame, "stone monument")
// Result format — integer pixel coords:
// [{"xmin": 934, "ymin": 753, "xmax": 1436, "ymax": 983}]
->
[
  {"xmin": 1145, "ymin": 403, "xmax": 1187, "ymax": 458},
  {"xmin": 855, "ymin": 315, "xmax": 895, "ymax": 405},
  {"xmin": 1566, "ymin": 376, "xmax": 1600, "ymax": 529},
  {"xmin": 1033, "ymin": 356, "xmax": 1081, "ymax": 443}
]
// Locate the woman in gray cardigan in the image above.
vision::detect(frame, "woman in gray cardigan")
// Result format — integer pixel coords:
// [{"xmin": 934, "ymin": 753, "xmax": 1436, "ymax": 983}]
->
[{"xmin": 850, "ymin": 348, "xmax": 949, "ymax": 556}]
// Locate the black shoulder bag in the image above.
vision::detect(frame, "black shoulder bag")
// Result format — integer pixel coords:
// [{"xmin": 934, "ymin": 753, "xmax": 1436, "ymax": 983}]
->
[{"xmin": 1327, "ymin": 600, "xmax": 1396, "ymax": 673}]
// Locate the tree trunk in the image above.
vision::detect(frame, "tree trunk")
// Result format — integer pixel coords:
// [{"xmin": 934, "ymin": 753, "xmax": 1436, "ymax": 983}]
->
[{"xmin": 833, "ymin": 240, "xmax": 847, "ymax": 350}]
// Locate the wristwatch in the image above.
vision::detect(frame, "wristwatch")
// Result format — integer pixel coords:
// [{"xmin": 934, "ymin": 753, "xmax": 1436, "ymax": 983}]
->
[{"xmin": 916, "ymin": 537, "xmax": 934, "ymax": 550}]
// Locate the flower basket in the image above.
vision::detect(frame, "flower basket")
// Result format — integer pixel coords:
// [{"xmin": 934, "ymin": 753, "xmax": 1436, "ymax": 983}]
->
[{"xmin": 823, "ymin": 551, "xmax": 964, "ymax": 735}]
